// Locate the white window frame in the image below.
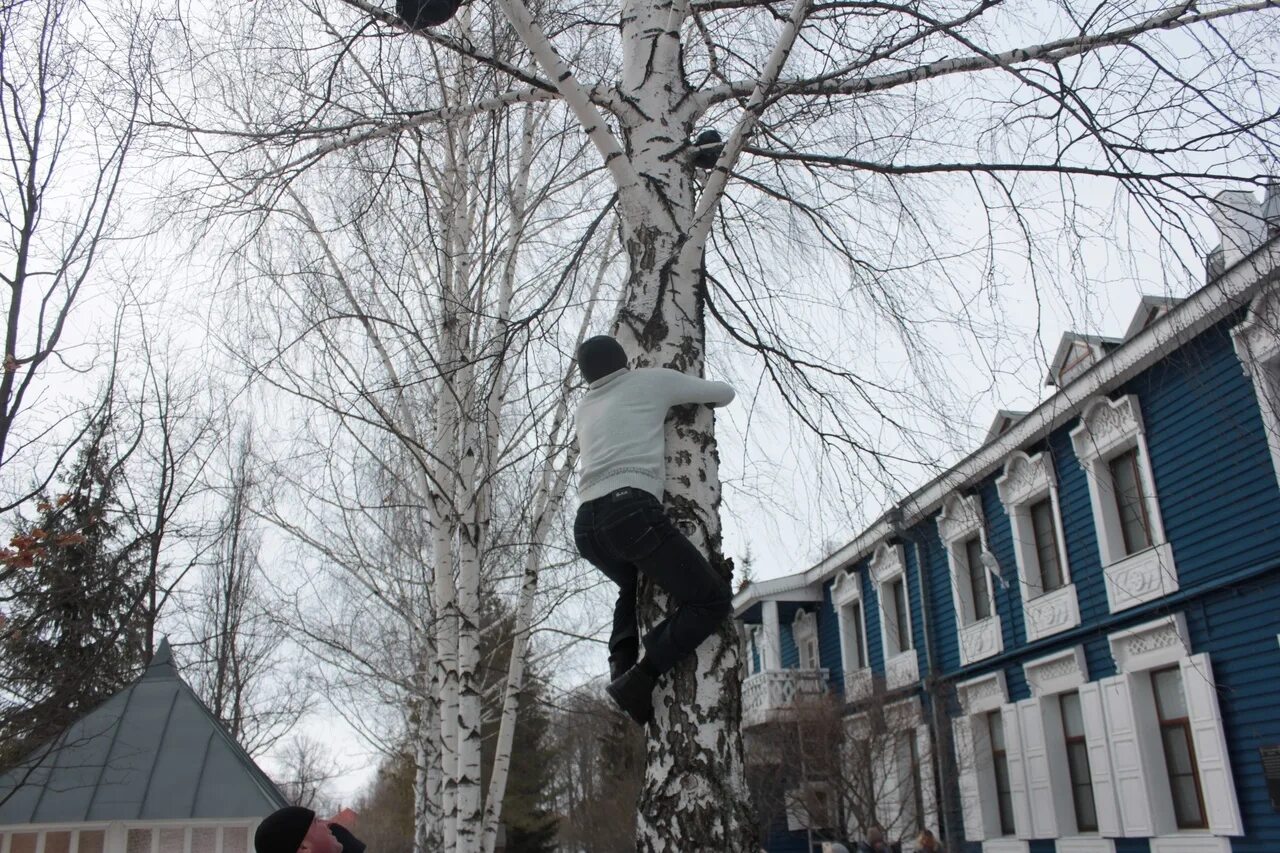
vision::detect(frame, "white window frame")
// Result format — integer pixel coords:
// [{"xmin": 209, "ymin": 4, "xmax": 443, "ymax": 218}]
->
[
  {"xmin": 0, "ymin": 822, "xmax": 257, "ymax": 853},
  {"xmin": 1231, "ymin": 281, "xmax": 1280, "ymax": 491},
  {"xmin": 937, "ymin": 493, "xmax": 1003, "ymax": 665},
  {"xmin": 793, "ymin": 608, "xmax": 820, "ymax": 670},
  {"xmin": 869, "ymin": 542, "xmax": 918, "ymax": 689},
  {"xmin": 1020, "ymin": 648, "xmax": 1119, "ymax": 852},
  {"xmin": 953, "ymin": 672, "xmax": 1030, "ymax": 850},
  {"xmin": 1069, "ymin": 395, "xmax": 1178, "ymax": 612},
  {"xmin": 831, "ymin": 569, "xmax": 873, "ymax": 700},
  {"xmin": 996, "ymin": 451, "xmax": 1081, "ymax": 641},
  {"xmin": 1095, "ymin": 616, "xmax": 1243, "ymax": 851}
]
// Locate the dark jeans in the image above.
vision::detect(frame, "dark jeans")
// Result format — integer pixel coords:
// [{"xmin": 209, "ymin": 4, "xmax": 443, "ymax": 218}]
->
[{"xmin": 574, "ymin": 487, "xmax": 733, "ymax": 677}]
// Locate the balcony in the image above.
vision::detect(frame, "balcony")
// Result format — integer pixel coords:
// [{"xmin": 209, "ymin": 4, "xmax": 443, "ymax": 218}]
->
[{"xmin": 741, "ymin": 668, "xmax": 829, "ymax": 727}]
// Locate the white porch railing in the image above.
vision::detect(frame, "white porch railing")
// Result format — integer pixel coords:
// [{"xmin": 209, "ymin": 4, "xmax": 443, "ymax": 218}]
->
[{"xmin": 741, "ymin": 668, "xmax": 829, "ymax": 727}]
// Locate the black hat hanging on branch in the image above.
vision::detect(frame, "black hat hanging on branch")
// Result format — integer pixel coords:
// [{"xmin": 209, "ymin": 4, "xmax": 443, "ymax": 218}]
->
[
  {"xmin": 691, "ymin": 129, "xmax": 724, "ymax": 169},
  {"xmin": 397, "ymin": 0, "xmax": 463, "ymax": 29}
]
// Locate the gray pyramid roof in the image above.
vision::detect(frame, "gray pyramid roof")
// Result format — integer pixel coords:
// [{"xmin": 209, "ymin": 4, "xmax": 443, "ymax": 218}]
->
[{"xmin": 0, "ymin": 639, "xmax": 288, "ymax": 825}]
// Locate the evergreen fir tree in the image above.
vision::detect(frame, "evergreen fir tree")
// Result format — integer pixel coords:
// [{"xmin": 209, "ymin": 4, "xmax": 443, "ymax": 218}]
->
[{"xmin": 0, "ymin": 411, "xmax": 147, "ymax": 769}]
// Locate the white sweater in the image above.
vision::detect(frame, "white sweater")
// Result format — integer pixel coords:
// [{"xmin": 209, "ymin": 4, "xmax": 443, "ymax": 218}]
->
[{"xmin": 575, "ymin": 367, "xmax": 736, "ymax": 502}]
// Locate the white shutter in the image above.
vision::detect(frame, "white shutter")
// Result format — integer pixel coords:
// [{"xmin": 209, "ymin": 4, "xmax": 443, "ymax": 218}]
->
[
  {"xmin": 1078, "ymin": 681, "xmax": 1122, "ymax": 836},
  {"xmin": 1001, "ymin": 703, "xmax": 1033, "ymax": 839},
  {"xmin": 1100, "ymin": 673, "xmax": 1156, "ymax": 836},
  {"xmin": 873, "ymin": 733, "xmax": 899, "ymax": 832},
  {"xmin": 952, "ymin": 716, "xmax": 985, "ymax": 841},
  {"xmin": 1016, "ymin": 698, "xmax": 1058, "ymax": 838},
  {"xmin": 916, "ymin": 723, "xmax": 938, "ymax": 835},
  {"xmin": 1180, "ymin": 654, "xmax": 1244, "ymax": 836}
]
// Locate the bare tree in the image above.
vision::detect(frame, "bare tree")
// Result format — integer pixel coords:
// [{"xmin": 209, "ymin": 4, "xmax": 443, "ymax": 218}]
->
[
  {"xmin": 184, "ymin": 429, "xmax": 307, "ymax": 756},
  {"xmin": 0, "ymin": 0, "xmax": 145, "ymax": 507},
  {"xmin": 746, "ymin": 690, "xmax": 945, "ymax": 849},
  {"xmin": 161, "ymin": 0, "xmax": 1280, "ymax": 847},
  {"xmin": 276, "ymin": 733, "xmax": 342, "ymax": 813}
]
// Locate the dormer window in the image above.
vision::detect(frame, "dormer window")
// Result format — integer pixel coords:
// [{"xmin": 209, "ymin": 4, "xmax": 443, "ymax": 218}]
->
[
  {"xmin": 1047, "ymin": 334, "xmax": 1121, "ymax": 387},
  {"xmin": 1059, "ymin": 341, "xmax": 1095, "ymax": 385}
]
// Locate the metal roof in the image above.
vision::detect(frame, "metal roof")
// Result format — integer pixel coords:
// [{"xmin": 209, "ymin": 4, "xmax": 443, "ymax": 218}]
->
[{"xmin": 0, "ymin": 639, "xmax": 288, "ymax": 825}]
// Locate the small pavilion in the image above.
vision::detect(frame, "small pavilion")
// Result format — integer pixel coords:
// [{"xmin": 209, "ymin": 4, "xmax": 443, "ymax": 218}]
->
[{"xmin": 0, "ymin": 640, "xmax": 287, "ymax": 853}]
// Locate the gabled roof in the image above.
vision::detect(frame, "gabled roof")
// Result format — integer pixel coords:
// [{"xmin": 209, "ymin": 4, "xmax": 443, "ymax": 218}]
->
[
  {"xmin": 1044, "ymin": 332, "xmax": 1123, "ymax": 387},
  {"xmin": 984, "ymin": 410, "xmax": 1028, "ymax": 444},
  {"xmin": 0, "ymin": 640, "xmax": 287, "ymax": 826},
  {"xmin": 1122, "ymin": 295, "xmax": 1185, "ymax": 340}
]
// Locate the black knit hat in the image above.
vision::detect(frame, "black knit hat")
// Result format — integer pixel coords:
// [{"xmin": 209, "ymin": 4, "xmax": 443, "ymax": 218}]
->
[
  {"xmin": 255, "ymin": 806, "xmax": 315, "ymax": 853},
  {"xmin": 577, "ymin": 335, "xmax": 628, "ymax": 383}
]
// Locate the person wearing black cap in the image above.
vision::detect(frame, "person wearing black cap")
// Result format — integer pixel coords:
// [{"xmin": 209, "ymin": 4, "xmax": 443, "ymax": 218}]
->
[
  {"xmin": 572, "ymin": 334, "xmax": 737, "ymax": 725},
  {"xmin": 255, "ymin": 806, "xmax": 366, "ymax": 853}
]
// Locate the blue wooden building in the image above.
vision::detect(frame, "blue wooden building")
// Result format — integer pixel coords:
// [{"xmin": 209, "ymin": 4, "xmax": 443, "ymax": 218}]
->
[{"xmin": 734, "ymin": 187, "xmax": 1280, "ymax": 853}]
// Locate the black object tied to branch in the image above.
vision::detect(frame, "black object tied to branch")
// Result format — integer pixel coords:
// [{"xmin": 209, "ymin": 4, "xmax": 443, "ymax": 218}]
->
[
  {"xmin": 397, "ymin": 0, "xmax": 462, "ymax": 28},
  {"xmin": 692, "ymin": 129, "xmax": 724, "ymax": 169}
]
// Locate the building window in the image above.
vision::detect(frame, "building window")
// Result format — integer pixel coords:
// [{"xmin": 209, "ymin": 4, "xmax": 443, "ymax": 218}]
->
[
  {"xmin": 1070, "ymin": 395, "xmax": 1176, "ymax": 611},
  {"xmin": 1151, "ymin": 666, "xmax": 1208, "ymax": 830},
  {"xmin": 1108, "ymin": 447, "xmax": 1154, "ymax": 555},
  {"xmin": 1059, "ymin": 690, "xmax": 1098, "ymax": 832},
  {"xmin": 989, "ymin": 711, "xmax": 1016, "ymax": 836},
  {"xmin": 793, "ymin": 609, "xmax": 820, "ymax": 671},
  {"xmin": 1029, "ymin": 498, "xmax": 1065, "ymax": 592},
  {"xmin": 888, "ymin": 576, "xmax": 912, "ymax": 653},
  {"xmin": 938, "ymin": 492, "xmax": 1004, "ymax": 662},
  {"xmin": 849, "ymin": 600, "xmax": 867, "ymax": 669},
  {"xmin": 964, "ymin": 536, "xmax": 991, "ymax": 621},
  {"xmin": 997, "ymin": 451, "xmax": 1080, "ymax": 639},
  {"xmin": 802, "ymin": 635, "xmax": 819, "ymax": 669}
]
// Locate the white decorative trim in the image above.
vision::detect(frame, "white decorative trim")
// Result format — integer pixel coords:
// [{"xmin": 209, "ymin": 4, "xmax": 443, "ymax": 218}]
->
[
  {"xmin": 831, "ymin": 570, "xmax": 873, "ymax": 693},
  {"xmin": 981, "ymin": 840, "xmax": 1030, "ymax": 853},
  {"xmin": 885, "ymin": 650, "xmax": 919, "ymax": 690},
  {"xmin": 1071, "ymin": 395, "xmax": 1146, "ymax": 462},
  {"xmin": 1232, "ymin": 280, "xmax": 1280, "ymax": 490},
  {"xmin": 831, "ymin": 568, "xmax": 861, "ymax": 606},
  {"xmin": 1023, "ymin": 582, "xmax": 1081, "ymax": 641},
  {"xmin": 1056, "ymin": 839, "xmax": 1116, "ymax": 853},
  {"xmin": 844, "ymin": 667, "xmax": 874, "ymax": 701},
  {"xmin": 997, "ymin": 450, "xmax": 1080, "ymax": 640},
  {"xmin": 1023, "ymin": 646, "xmax": 1087, "ymax": 696},
  {"xmin": 959, "ymin": 617, "xmax": 1003, "ymax": 664},
  {"xmin": 1108, "ymin": 614, "xmax": 1191, "ymax": 673},
  {"xmin": 937, "ymin": 492, "xmax": 982, "ymax": 543},
  {"xmin": 1103, "ymin": 542, "xmax": 1178, "ymax": 611},
  {"xmin": 870, "ymin": 541, "xmax": 917, "ymax": 686},
  {"xmin": 938, "ymin": 493, "xmax": 1003, "ymax": 662},
  {"xmin": 793, "ymin": 608, "xmax": 820, "ymax": 669},
  {"xmin": 869, "ymin": 541, "xmax": 906, "ymax": 585},
  {"xmin": 996, "ymin": 451, "xmax": 1051, "ymax": 507},
  {"xmin": 957, "ymin": 670, "xmax": 1009, "ymax": 715},
  {"xmin": 1069, "ymin": 395, "xmax": 1177, "ymax": 609},
  {"xmin": 1149, "ymin": 836, "xmax": 1231, "ymax": 853}
]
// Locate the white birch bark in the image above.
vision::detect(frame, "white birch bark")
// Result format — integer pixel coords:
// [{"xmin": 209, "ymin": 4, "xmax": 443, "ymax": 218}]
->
[{"xmin": 479, "ymin": 245, "xmax": 615, "ymax": 853}]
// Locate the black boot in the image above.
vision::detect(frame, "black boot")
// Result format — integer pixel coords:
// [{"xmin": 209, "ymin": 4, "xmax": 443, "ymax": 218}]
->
[
  {"xmin": 608, "ymin": 639, "xmax": 639, "ymax": 682},
  {"xmin": 606, "ymin": 665, "xmax": 655, "ymax": 725}
]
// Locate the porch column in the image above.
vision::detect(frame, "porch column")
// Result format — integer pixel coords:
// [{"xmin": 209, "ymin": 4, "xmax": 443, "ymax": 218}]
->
[{"xmin": 761, "ymin": 600, "xmax": 782, "ymax": 670}]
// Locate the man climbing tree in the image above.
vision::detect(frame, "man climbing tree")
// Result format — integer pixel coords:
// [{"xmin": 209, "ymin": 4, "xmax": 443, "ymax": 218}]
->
[{"xmin": 571, "ymin": 335, "xmax": 736, "ymax": 725}]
